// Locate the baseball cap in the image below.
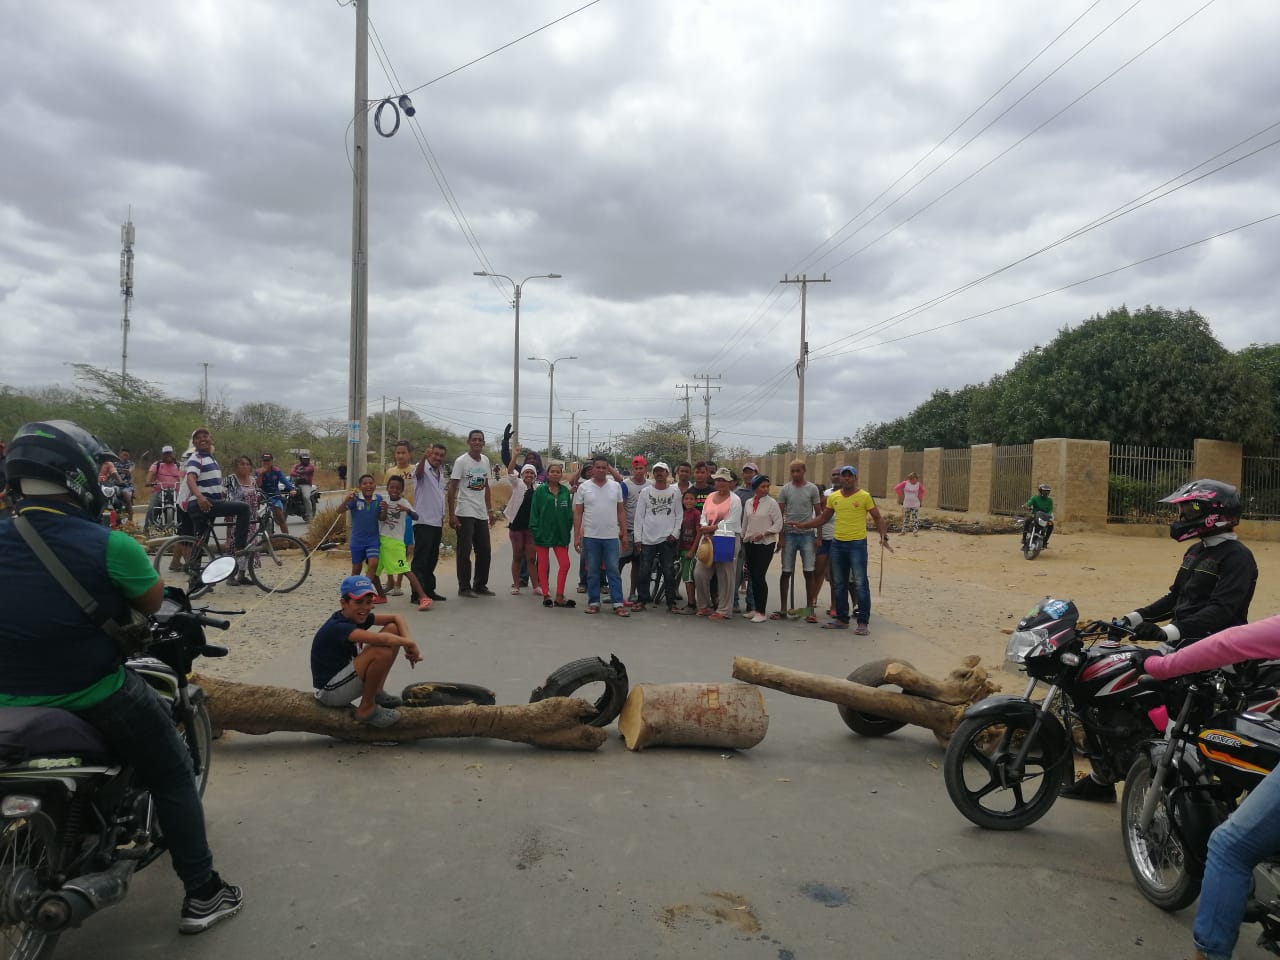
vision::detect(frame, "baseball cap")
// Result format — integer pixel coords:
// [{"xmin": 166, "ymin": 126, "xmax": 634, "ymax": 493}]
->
[
  {"xmin": 751, "ymin": 474, "xmax": 770, "ymax": 489},
  {"xmin": 340, "ymin": 575, "xmax": 377, "ymax": 599},
  {"xmin": 300, "ymin": 449, "xmax": 311, "ymax": 458},
  {"xmin": 161, "ymin": 444, "xmax": 174, "ymax": 453},
  {"xmin": 711, "ymin": 467, "xmax": 734, "ymax": 481},
  {"xmin": 839, "ymin": 465, "xmax": 858, "ymax": 476},
  {"xmin": 261, "ymin": 452, "xmax": 273, "ymax": 460},
  {"xmin": 632, "ymin": 455, "xmax": 647, "ymax": 467},
  {"xmin": 652, "ymin": 461, "xmax": 671, "ymax": 473},
  {"xmin": 520, "ymin": 463, "xmax": 538, "ymax": 475},
  {"xmin": 741, "ymin": 462, "xmax": 759, "ymax": 473}
]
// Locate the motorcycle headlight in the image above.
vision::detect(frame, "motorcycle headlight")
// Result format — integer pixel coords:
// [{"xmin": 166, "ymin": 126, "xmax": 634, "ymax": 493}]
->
[
  {"xmin": 1005, "ymin": 628, "xmax": 1048, "ymax": 669},
  {"xmin": 2, "ymin": 795, "xmax": 41, "ymax": 817}
]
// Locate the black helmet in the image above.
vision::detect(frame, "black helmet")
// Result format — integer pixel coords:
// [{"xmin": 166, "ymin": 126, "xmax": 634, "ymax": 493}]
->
[
  {"xmin": 1159, "ymin": 478, "xmax": 1241, "ymax": 542},
  {"xmin": 6, "ymin": 420, "xmax": 114, "ymax": 516},
  {"xmin": 1038, "ymin": 483, "xmax": 1051, "ymax": 495}
]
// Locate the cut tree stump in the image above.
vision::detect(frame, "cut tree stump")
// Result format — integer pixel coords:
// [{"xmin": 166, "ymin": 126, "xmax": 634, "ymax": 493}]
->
[
  {"xmin": 731, "ymin": 655, "xmax": 1000, "ymax": 741},
  {"xmin": 618, "ymin": 682, "xmax": 769, "ymax": 751},
  {"xmin": 197, "ymin": 676, "xmax": 607, "ymax": 750}
]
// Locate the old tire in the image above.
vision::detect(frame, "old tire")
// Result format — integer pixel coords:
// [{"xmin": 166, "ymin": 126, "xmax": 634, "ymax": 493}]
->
[
  {"xmin": 400, "ymin": 681, "xmax": 497, "ymax": 707},
  {"xmin": 530, "ymin": 655, "xmax": 629, "ymax": 728},
  {"xmin": 837, "ymin": 658, "xmax": 917, "ymax": 737}
]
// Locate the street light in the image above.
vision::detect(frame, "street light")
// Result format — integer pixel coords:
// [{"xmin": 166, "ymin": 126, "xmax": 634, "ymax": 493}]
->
[
  {"xmin": 473, "ymin": 271, "xmax": 562, "ymax": 445},
  {"xmin": 529, "ymin": 355, "xmax": 576, "ymax": 456}
]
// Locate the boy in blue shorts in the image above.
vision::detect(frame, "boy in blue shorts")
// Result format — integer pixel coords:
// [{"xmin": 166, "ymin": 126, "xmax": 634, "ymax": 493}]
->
[
  {"xmin": 345, "ymin": 473, "xmax": 388, "ymax": 604},
  {"xmin": 378, "ymin": 475, "xmax": 430, "ymax": 611}
]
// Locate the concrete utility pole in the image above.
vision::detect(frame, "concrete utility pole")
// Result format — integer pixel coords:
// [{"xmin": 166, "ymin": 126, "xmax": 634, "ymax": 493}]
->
[
  {"xmin": 564, "ymin": 408, "xmax": 584, "ymax": 462},
  {"xmin": 780, "ymin": 273, "xmax": 829, "ymax": 455},
  {"xmin": 530, "ymin": 356, "xmax": 576, "ymax": 456},
  {"xmin": 693, "ymin": 373, "xmax": 722, "ymax": 462},
  {"xmin": 347, "ymin": 0, "xmax": 370, "ymax": 486},
  {"xmin": 119, "ymin": 212, "xmax": 135, "ymax": 390},
  {"xmin": 379, "ymin": 395, "xmax": 387, "ymax": 469},
  {"xmin": 675, "ymin": 383, "xmax": 695, "ymax": 464},
  {"xmin": 199, "ymin": 363, "xmax": 212, "ymax": 418}
]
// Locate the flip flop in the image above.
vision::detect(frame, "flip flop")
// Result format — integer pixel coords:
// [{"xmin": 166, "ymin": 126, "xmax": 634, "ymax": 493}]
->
[
  {"xmin": 543, "ymin": 597, "xmax": 553, "ymax": 608},
  {"xmin": 511, "ymin": 587, "xmax": 521, "ymax": 595},
  {"xmin": 613, "ymin": 607, "xmax": 631, "ymax": 618},
  {"xmin": 821, "ymin": 620, "xmax": 848, "ymax": 630},
  {"xmin": 585, "ymin": 604, "xmax": 600, "ymax": 614},
  {"xmin": 355, "ymin": 705, "xmax": 401, "ymax": 728},
  {"xmin": 768, "ymin": 611, "xmax": 786, "ymax": 621},
  {"xmin": 554, "ymin": 598, "xmax": 577, "ymax": 608},
  {"xmin": 805, "ymin": 613, "xmax": 819, "ymax": 624}
]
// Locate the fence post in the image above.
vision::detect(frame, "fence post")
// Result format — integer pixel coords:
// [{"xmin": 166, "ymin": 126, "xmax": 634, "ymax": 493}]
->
[
  {"xmin": 923, "ymin": 448, "xmax": 942, "ymax": 509},
  {"xmin": 887, "ymin": 446, "xmax": 904, "ymax": 490},
  {"xmin": 1193, "ymin": 439, "xmax": 1243, "ymax": 488},
  {"xmin": 1033, "ymin": 438, "xmax": 1110, "ymax": 530},
  {"xmin": 968, "ymin": 443, "xmax": 995, "ymax": 516}
]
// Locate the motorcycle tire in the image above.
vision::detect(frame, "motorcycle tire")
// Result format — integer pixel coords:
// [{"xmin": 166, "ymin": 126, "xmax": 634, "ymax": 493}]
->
[
  {"xmin": 1023, "ymin": 541, "xmax": 1041, "ymax": 560},
  {"xmin": 943, "ymin": 711, "xmax": 1068, "ymax": 830},
  {"xmin": 837, "ymin": 658, "xmax": 918, "ymax": 737},
  {"xmin": 529, "ymin": 655, "xmax": 629, "ymax": 728},
  {"xmin": 182, "ymin": 691, "xmax": 215, "ymax": 799},
  {"xmin": 1121, "ymin": 755, "xmax": 1202, "ymax": 911},
  {"xmin": 400, "ymin": 681, "xmax": 497, "ymax": 707},
  {"xmin": 0, "ymin": 814, "xmax": 61, "ymax": 959}
]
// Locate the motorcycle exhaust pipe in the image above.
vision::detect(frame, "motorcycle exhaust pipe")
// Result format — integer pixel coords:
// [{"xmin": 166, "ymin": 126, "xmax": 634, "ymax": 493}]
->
[{"xmin": 32, "ymin": 861, "xmax": 134, "ymax": 932}]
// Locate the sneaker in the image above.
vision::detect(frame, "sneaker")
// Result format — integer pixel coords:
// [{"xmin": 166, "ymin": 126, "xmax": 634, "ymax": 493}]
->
[
  {"xmin": 750, "ymin": 612, "xmax": 767, "ymax": 623},
  {"xmin": 458, "ymin": 588, "xmax": 477, "ymax": 598},
  {"xmin": 389, "ymin": 587, "xmax": 404, "ymax": 597},
  {"xmin": 179, "ymin": 874, "xmax": 244, "ymax": 934},
  {"xmin": 474, "ymin": 586, "xmax": 496, "ymax": 597},
  {"xmin": 1060, "ymin": 775, "xmax": 1116, "ymax": 803},
  {"xmin": 428, "ymin": 592, "xmax": 448, "ymax": 602},
  {"xmin": 854, "ymin": 624, "xmax": 869, "ymax": 636}
]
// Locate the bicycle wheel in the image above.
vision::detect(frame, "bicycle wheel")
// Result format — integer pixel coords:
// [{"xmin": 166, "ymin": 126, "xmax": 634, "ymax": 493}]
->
[
  {"xmin": 153, "ymin": 536, "xmax": 217, "ymax": 591},
  {"xmin": 248, "ymin": 534, "xmax": 311, "ymax": 593}
]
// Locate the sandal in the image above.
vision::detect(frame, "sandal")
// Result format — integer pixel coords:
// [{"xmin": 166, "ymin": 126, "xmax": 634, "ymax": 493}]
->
[
  {"xmin": 576, "ymin": 584, "xmax": 587, "ymax": 594},
  {"xmin": 805, "ymin": 611, "xmax": 819, "ymax": 624},
  {"xmin": 511, "ymin": 586, "xmax": 521, "ymax": 595},
  {"xmin": 354, "ymin": 705, "xmax": 401, "ymax": 728},
  {"xmin": 585, "ymin": 604, "xmax": 600, "ymax": 615},
  {"xmin": 768, "ymin": 611, "xmax": 786, "ymax": 621},
  {"xmin": 543, "ymin": 597, "xmax": 553, "ymax": 608},
  {"xmin": 670, "ymin": 606, "xmax": 694, "ymax": 615},
  {"xmin": 554, "ymin": 597, "xmax": 577, "ymax": 608},
  {"xmin": 613, "ymin": 606, "xmax": 631, "ymax": 618},
  {"xmin": 695, "ymin": 607, "xmax": 712, "ymax": 617},
  {"xmin": 821, "ymin": 620, "xmax": 848, "ymax": 630},
  {"xmin": 709, "ymin": 612, "xmax": 727, "ymax": 621}
]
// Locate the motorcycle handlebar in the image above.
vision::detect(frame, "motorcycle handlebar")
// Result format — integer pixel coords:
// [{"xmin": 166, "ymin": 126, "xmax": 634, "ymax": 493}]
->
[{"xmin": 171, "ymin": 611, "xmax": 232, "ymax": 631}]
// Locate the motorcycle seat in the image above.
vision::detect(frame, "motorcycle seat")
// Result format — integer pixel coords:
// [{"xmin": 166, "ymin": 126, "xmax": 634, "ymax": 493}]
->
[{"xmin": 0, "ymin": 706, "xmax": 112, "ymax": 766}]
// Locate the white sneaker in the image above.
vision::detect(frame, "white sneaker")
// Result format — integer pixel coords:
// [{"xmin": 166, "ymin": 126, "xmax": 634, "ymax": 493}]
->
[
  {"xmin": 389, "ymin": 588, "xmax": 404, "ymax": 597},
  {"xmin": 750, "ymin": 612, "xmax": 767, "ymax": 623}
]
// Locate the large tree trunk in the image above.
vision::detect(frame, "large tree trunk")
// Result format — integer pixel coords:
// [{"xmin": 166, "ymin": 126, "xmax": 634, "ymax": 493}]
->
[
  {"xmin": 197, "ymin": 676, "xmax": 607, "ymax": 750},
  {"xmin": 731, "ymin": 656, "xmax": 975, "ymax": 739},
  {"xmin": 617, "ymin": 682, "xmax": 769, "ymax": 751},
  {"xmin": 881, "ymin": 655, "xmax": 1000, "ymax": 705}
]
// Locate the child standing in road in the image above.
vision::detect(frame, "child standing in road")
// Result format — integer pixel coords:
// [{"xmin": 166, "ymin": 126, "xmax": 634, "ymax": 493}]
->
[
  {"xmin": 675, "ymin": 488, "xmax": 701, "ymax": 612},
  {"xmin": 894, "ymin": 471, "xmax": 925, "ymax": 534},
  {"xmin": 346, "ymin": 474, "xmax": 388, "ymax": 604},
  {"xmin": 379, "ymin": 476, "xmax": 429, "ymax": 611}
]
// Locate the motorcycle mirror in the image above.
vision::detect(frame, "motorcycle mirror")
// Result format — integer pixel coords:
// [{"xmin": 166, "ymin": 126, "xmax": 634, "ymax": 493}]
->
[{"xmin": 202, "ymin": 556, "xmax": 237, "ymax": 585}]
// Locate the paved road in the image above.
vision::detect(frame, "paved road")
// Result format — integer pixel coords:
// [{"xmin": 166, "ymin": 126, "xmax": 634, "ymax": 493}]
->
[{"xmin": 56, "ymin": 540, "xmax": 1264, "ymax": 959}]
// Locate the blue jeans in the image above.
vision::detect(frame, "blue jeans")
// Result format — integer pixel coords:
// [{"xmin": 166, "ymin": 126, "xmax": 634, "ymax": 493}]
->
[
  {"xmin": 1194, "ymin": 764, "xmax": 1280, "ymax": 959},
  {"xmin": 583, "ymin": 537, "xmax": 623, "ymax": 608},
  {"xmin": 828, "ymin": 539, "xmax": 869, "ymax": 625},
  {"xmin": 75, "ymin": 670, "xmax": 214, "ymax": 893}
]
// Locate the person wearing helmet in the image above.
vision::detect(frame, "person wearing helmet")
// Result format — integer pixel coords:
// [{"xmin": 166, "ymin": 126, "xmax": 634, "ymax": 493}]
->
[
  {"xmin": 291, "ymin": 450, "xmax": 316, "ymax": 520},
  {"xmin": 1062, "ymin": 477, "xmax": 1258, "ymax": 804},
  {"xmin": 0, "ymin": 421, "xmax": 243, "ymax": 933},
  {"xmin": 1022, "ymin": 483, "xmax": 1055, "ymax": 550}
]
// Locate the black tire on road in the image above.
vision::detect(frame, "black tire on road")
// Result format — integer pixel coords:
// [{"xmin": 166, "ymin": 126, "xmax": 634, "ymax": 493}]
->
[
  {"xmin": 1121, "ymin": 755, "xmax": 1202, "ymax": 911},
  {"xmin": 529, "ymin": 655, "xmax": 629, "ymax": 728},
  {"xmin": 943, "ymin": 712, "xmax": 1067, "ymax": 830},
  {"xmin": 837, "ymin": 657, "xmax": 918, "ymax": 737},
  {"xmin": 248, "ymin": 534, "xmax": 311, "ymax": 593}
]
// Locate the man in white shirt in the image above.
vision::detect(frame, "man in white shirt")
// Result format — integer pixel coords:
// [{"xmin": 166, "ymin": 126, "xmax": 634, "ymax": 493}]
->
[
  {"xmin": 572, "ymin": 456, "xmax": 629, "ymax": 616},
  {"xmin": 633, "ymin": 462, "xmax": 682, "ymax": 611},
  {"xmin": 621, "ymin": 454, "xmax": 650, "ymax": 602},
  {"xmin": 446, "ymin": 430, "xmax": 495, "ymax": 598},
  {"xmin": 412, "ymin": 442, "xmax": 449, "ymax": 603}
]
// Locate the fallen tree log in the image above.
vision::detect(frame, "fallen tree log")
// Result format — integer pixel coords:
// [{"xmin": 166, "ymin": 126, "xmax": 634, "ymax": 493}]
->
[
  {"xmin": 881, "ymin": 655, "xmax": 1000, "ymax": 706},
  {"xmin": 731, "ymin": 656, "xmax": 983, "ymax": 740},
  {"xmin": 618, "ymin": 682, "xmax": 769, "ymax": 751},
  {"xmin": 197, "ymin": 676, "xmax": 607, "ymax": 751}
]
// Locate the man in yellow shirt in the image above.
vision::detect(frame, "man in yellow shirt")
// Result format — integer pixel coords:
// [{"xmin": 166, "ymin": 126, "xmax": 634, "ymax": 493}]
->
[{"xmin": 788, "ymin": 465, "xmax": 889, "ymax": 634}]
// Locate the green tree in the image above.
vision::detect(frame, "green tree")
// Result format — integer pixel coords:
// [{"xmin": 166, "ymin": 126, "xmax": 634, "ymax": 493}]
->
[{"xmin": 617, "ymin": 417, "xmax": 695, "ymax": 467}]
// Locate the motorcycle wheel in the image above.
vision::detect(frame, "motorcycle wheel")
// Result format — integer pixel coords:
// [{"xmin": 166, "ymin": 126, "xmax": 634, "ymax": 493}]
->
[
  {"xmin": 0, "ymin": 815, "xmax": 61, "ymax": 960},
  {"xmin": 943, "ymin": 713, "xmax": 1067, "ymax": 830},
  {"xmin": 181, "ymin": 694, "xmax": 215, "ymax": 799},
  {"xmin": 837, "ymin": 658, "xmax": 917, "ymax": 737},
  {"xmin": 248, "ymin": 534, "xmax": 311, "ymax": 593},
  {"xmin": 152, "ymin": 536, "xmax": 218, "ymax": 591},
  {"xmin": 1023, "ymin": 539, "xmax": 1041, "ymax": 560},
  {"xmin": 1121, "ymin": 755, "xmax": 1201, "ymax": 911}
]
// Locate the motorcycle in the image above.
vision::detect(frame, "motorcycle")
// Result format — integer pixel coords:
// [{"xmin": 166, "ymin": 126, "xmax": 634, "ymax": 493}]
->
[
  {"xmin": 1022, "ymin": 510, "xmax": 1053, "ymax": 560},
  {"xmin": 98, "ymin": 485, "xmax": 126, "ymax": 530},
  {"xmin": 942, "ymin": 597, "xmax": 1167, "ymax": 829},
  {"xmin": 1121, "ymin": 670, "xmax": 1280, "ymax": 950},
  {"xmin": 285, "ymin": 484, "xmax": 319, "ymax": 521},
  {"xmin": 0, "ymin": 556, "xmax": 240, "ymax": 959}
]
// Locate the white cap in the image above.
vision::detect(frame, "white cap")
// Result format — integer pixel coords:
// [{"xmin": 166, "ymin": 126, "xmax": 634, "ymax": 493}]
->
[
  {"xmin": 161, "ymin": 445, "xmax": 174, "ymax": 453},
  {"xmin": 520, "ymin": 463, "xmax": 538, "ymax": 475},
  {"xmin": 652, "ymin": 462, "xmax": 671, "ymax": 473}
]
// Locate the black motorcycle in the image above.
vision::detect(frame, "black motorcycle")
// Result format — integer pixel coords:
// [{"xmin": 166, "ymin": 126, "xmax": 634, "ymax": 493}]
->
[
  {"xmin": 0, "ymin": 557, "xmax": 240, "ymax": 958},
  {"xmin": 1121, "ymin": 668, "xmax": 1280, "ymax": 949},
  {"xmin": 1021, "ymin": 510, "xmax": 1053, "ymax": 560},
  {"xmin": 285, "ymin": 485, "xmax": 320, "ymax": 521},
  {"xmin": 943, "ymin": 597, "xmax": 1168, "ymax": 830}
]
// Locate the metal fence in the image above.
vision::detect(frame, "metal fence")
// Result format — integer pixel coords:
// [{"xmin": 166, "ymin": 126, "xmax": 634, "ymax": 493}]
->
[
  {"xmin": 938, "ymin": 448, "xmax": 971, "ymax": 511},
  {"xmin": 1107, "ymin": 444, "xmax": 1193, "ymax": 523},
  {"xmin": 1242, "ymin": 443, "xmax": 1280, "ymax": 520},
  {"xmin": 991, "ymin": 443, "xmax": 1034, "ymax": 515}
]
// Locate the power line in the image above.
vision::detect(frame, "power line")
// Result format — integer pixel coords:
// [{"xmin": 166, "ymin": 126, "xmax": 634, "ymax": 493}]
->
[{"xmin": 812, "ymin": 211, "xmax": 1280, "ymax": 362}]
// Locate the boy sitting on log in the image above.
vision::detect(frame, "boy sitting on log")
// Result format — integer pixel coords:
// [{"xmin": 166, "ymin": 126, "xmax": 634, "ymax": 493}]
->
[{"xmin": 310, "ymin": 575, "xmax": 423, "ymax": 728}]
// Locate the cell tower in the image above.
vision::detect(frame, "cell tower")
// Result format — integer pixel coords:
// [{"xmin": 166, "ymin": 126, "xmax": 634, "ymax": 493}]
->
[{"xmin": 120, "ymin": 212, "xmax": 135, "ymax": 387}]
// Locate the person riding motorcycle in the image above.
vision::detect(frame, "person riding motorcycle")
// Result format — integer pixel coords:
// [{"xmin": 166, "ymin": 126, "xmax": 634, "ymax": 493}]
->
[
  {"xmin": 257, "ymin": 452, "xmax": 295, "ymax": 533},
  {"xmin": 1062, "ymin": 477, "xmax": 1259, "ymax": 803},
  {"xmin": 1133, "ymin": 612, "xmax": 1280, "ymax": 960},
  {"xmin": 0, "ymin": 420, "xmax": 243, "ymax": 933},
  {"xmin": 291, "ymin": 450, "xmax": 316, "ymax": 521},
  {"xmin": 1022, "ymin": 483, "xmax": 1054, "ymax": 550}
]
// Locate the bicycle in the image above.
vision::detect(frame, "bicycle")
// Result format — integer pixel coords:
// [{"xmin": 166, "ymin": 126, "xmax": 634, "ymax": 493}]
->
[
  {"xmin": 144, "ymin": 484, "xmax": 179, "ymax": 537},
  {"xmin": 152, "ymin": 498, "xmax": 311, "ymax": 594}
]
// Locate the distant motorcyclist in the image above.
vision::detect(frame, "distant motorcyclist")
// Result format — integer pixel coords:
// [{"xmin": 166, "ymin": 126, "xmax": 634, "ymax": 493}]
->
[
  {"xmin": 1022, "ymin": 483, "xmax": 1055, "ymax": 550},
  {"xmin": 1062, "ymin": 477, "xmax": 1258, "ymax": 803},
  {"xmin": 291, "ymin": 450, "xmax": 316, "ymax": 521},
  {"xmin": 256, "ymin": 452, "xmax": 295, "ymax": 533},
  {"xmin": 145, "ymin": 444, "xmax": 183, "ymax": 530}
]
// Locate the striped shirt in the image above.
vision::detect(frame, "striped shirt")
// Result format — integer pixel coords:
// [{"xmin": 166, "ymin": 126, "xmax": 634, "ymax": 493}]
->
[{"xmin": 184, "ymin": 451, "xmax": 224, "ymax": 504}]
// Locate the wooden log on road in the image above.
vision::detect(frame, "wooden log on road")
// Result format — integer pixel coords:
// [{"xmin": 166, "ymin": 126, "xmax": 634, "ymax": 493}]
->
[
  {"xmin": 881, "ymin": 655, "xmax": 1000, "ymax": 706},
  {"xmin": 618, "ymin": 682, "xmax": 769, "ymax": 751},
  {"xmin": 197, "ymin": 676, "xmax": 607, "ymax": 750},
  {"xmin": 731, "ymin": 656, "xmax": 968, "ymax": 739}
]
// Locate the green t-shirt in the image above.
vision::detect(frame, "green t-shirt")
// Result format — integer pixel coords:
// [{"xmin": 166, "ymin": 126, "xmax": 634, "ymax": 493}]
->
[
  {"xmin": 0, "ymin": 530, "xmax": 158, "ymax": 710},
  {"xmin": 1026, "ymin": 495, "xmax": 1054, "ymax": 515},
  {"xmin": 529, "ymin": 482, "xmax": 573, "ymax": 548}
]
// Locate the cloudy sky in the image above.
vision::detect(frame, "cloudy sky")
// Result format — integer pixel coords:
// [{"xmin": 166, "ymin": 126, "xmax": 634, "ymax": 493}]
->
[{"xmin": 3, "ymin": 0, "xmax": 1278, "ymax": 455}]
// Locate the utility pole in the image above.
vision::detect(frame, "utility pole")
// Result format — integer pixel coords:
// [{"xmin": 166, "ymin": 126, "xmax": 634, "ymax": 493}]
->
[
  {"xmin": 347, "ymin": 0, "xmax": 370, "ymax": 485},
  {"xmin": 199, "ymin": 363, "xmax": 212, "ymax": 418},
  {"xmin": 379, "ymin": 395, "xmax": 386, "ymax": 469},
  {"xmin": 693, "ymin": 373, "xmax": 721, "ymax": 462},
  {"xmin": 119, "ymin": 211, "xmax": 135, "ymax": 390},
  {"xmin": 780, "ymin": 273, "xmax": 829, "ymax": 455},
  {"xmin": 675, "ymin": 383, "xmax": 695, "ymax": 463},
  {"xmin": 395, "ymin": 396, "xmax": 401, "ymax": 446}
]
